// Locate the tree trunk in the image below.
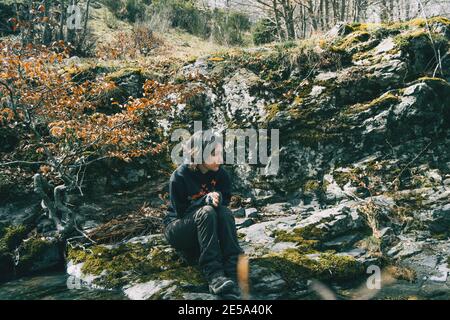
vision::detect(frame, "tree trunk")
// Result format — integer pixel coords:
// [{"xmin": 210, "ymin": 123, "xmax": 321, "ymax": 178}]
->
[
  {"xmin": 59, "ymin": 0, "xmax": 66, "ymax": 41},
  {"xmin": 42, "ymin": 0, "xmax": 52, "ymax": 45}
]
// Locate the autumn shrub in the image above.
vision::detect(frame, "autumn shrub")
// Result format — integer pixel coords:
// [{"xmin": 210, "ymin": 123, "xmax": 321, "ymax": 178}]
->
[{"xmin": 0, "ymin": 39, "xmax": 189, "ymax": 191}]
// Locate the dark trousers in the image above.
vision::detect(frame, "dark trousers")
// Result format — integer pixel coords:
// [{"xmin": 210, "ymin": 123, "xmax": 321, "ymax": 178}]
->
[{"xmin": 164, "ymin": 205, "xmax": 244, "ymax": 281}]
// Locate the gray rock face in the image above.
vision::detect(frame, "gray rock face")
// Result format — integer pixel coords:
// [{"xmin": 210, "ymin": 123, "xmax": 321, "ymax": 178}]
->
[
  {"xmin": 124, "ymin": 280, "xmax": 175, "ymax": 300},
  {"xmin": 0, "ymin": 198, "xmax": 41, "ymax": 226},
  {"xmin": 245, "ymin": 207, "xmax": 259, "ymax": 218},
  {"xmin": 61, "ymin": 18, "xmax": 450, "ymax": 299},
  {"xmin": 221, "ymin": 68, "xmax": 266, "ymax": 125},
  {"xmin": 295, "ymin": 201, "xmax": 365, "ymax": 240},
  {"xmin": 231, "ymin": 207, "xmax": 245, "ymax": 218},
  {"xmin": 260, "ymin": 202, "xmax": 293, "ymax": 216}
]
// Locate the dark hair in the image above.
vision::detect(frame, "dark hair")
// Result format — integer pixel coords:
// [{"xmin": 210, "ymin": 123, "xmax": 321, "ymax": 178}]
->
[{"xmin": 183, "ymin": 130, "xmax": 223, "ymax": 171}]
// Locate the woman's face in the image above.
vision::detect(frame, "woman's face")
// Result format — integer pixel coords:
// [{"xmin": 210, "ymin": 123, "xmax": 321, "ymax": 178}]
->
[{"xmin": 204, "ymin": 144, "xmax": 223, "ymax": 171}]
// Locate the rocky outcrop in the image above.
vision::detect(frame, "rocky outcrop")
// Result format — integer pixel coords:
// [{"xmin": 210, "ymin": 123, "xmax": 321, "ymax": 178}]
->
[
  {"xmin": 0, "ymin": 223, "xmax": 62, "ymax": 283},
  {"xmin": 2, "ymin": 17, "xmax": 450, "ymax": 299}
]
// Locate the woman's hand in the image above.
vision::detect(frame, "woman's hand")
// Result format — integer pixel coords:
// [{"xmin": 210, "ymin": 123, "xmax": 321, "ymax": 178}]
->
[{"xmin": 206, "ymin": 192, "xmax": 221, "ymax": 207}]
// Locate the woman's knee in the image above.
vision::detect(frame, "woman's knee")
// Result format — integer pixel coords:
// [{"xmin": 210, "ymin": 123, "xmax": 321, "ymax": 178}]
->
[
  {"xmin": 164, "ymin": 220, "xmax": 198, "ymax": 250},
  {"xmin": 194, "ymin": 205, "xmax": 217, "ymax": 221}
]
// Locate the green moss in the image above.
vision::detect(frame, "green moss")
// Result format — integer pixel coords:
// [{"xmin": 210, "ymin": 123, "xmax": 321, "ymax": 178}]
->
[
  {"xmin": 67, "ymin": 242, "xmax": 206, "ymax": 289},
  {"xmin": 343, "ymin": 92, "xmax": 400, "ymax": 115},
  {"xmin": 415, "ymin": 76, "xmax": 449, "ymax": 84},
  {"xmin": 410, "ymin": 16, "xmax": 450, "ymax": 28},
  {"xmin": 0, "ymin": 224, "xmax": 28, "ymax": 252},
  {"xmin": 273, "ymin": 229, "xmax": 319, "ymax": 253},
  {"xmin": 379, "ymin": 21, "xmax": 409, "ymax": 32},
  {"xmin": 210, "ymin": 38, "xmax": 351, "ymax": 99},
  {"xmin": 338, "ymin": 24, "xmax": 358, "ymax": 36},
  {"xmin": 332, "ymin": 170, "xmax": 353, "ymax": 189},
  {"xmin": 187, "ymin": 56, "xmax": 197, "ymax": 64},
  {"xmin": 283, "ymin": 129, "xmax": 341, "ymax": 148},
  {"xmin": 264, "ymin": 103, "xmax": 282, "ymax": 122},
  {"xmin": 16, "ymin": 237, "xmax": 57, "ymax": 272},
  {"xmin": 413, "ymin": 77, "xmax": 450, "ymax": 97},
  {"xmin": 292, "ymin": 225, "xmax": 328, "ymax": 242},
  {"xmin": 378, "ymin": 16, "xmax": 449, "ymax": 32},
  {"xmin": 254, "ymin": 248, "xmax": 364, "ymax": 284},
  {"xmin": 393, "ymin": 30, "xmax": 423, "ymax": 48},
  {"xmin": 393, "ymin": 29, "xmax": 448, "ymax": 52},
  {"xmin": 155, "ymin": 266, "xmax": 205, "ymax": 286},
  {"xmin": 347, "ymin": 23, "xmax": 370, "ymax": 32},
  {"xmin": 303, "ymin": 180, "xmax": 321, "ymax": 192},
  {"xmin": 431, "ymin": 233, "xmax": 449, "ymax": 240},
  {"xmin": 105, "ymin": 67, "xmax": 143, "ymax": 81},
  {"xmin": 65, "ymin": 63, "xmax": 110, "ymax": 82},
  {"xmin": 336, "ymin": 31, "xmax": 371, "ymax": 50}
]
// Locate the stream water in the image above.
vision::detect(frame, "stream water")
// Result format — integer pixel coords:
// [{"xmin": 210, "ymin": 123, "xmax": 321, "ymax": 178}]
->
[
  {"xmin": 1, "ymin": 271, "xmax": 446, "ymax": 300},
  {"xmin": 0, "ymin": 272, "xmax": 126, "ymax": 300}
]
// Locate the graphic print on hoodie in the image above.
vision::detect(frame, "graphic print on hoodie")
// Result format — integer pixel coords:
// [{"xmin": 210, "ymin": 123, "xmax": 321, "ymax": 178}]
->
[{"xmin": 163, "ymin": 164, "xmax": 232, "ymax": 225}]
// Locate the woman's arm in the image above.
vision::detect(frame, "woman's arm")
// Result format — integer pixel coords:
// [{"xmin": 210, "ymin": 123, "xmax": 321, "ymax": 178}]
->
[{"xmin": 169, "ymin": 175, "xmax": 188, "ymax": 219}]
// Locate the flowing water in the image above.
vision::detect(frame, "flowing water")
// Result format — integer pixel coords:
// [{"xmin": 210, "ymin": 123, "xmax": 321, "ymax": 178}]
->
[
  {"xmin": 0, "ymin": 272, "xmax": 126, "ymax": 300},
  {"xmin": 1, "ymin": 271, "xmax": 446, "ymax": 300}
]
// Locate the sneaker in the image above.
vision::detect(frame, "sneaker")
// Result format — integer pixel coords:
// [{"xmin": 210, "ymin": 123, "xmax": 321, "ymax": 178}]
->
[
  {"xmin": 221, "ymin": 284, "xmax": 241, "ymax": 300},
  {"xmin": 208, "ymin": 274, "xmax": 235, "ymax": 295}
]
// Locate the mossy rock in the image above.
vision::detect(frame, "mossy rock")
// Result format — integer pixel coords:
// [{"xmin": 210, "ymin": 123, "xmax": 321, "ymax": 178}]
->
[
  {"xmin": 67, "ymin": 241, "xmax": 207, "ymax": 290},
  {"xmin": 0, "ymin": 224, "xmax": 28, "ymax": 252},
  {"xmin": 273, "ymin": 229, "xmax": 319, "ymax": 253},
  {"xmin": 15, "ymin": 237, "xmax": 62, "ymax": 274},
  {"xmin": 0, "ymin": 224, "xmax": 25, "ymax": 281},
  {"xmin": 105, "ymin": 67, "xmax": 144, "ymax": 82},
  {"xmin": 106, "ymin": 67, "xmax": 162, "ymax": 83},
  {"xmin": 393, "ymin": 30, "xmax": 449, "ymax": 78},
  {"xmin": 0, "ymin": 224, "xmax": 52, "ymax": 281},
  {"xmin": 335, "ymin": 31, "xmax": 371, "ymax": 51},
  {"xmin": 263, "ymin": 103, "xmax": 285, "ymax": 123},
  {"xmin": 411, "ymin": 76, "xmax": 450, "ymax": 96},
  {"xmin": 303, "ymin": 180, "xmax": 321, "ymax": 193},
  {"xmin": 409, "ymin": 16, "xmax": 450, "ymax": 29},
  {"xmin": 65, "ymin": 64, "xmax": 110, "ymax": 83},
  {"xmin": 283, "ymin": 129, "xmax": 342, "ymax": 148},
  {"xmin": 342, "ymin": 91, "xmax": 401, "ymax": 116},
  {"xmin": 339, "ymin": 23, "xmax": 359, "ymax": 36},
  {"xmin": 253, "ymin": 248, "xmax": 364, "ymax": 284},
  {"xmin": 292, "ymin": 225, "xmax": 329, "ymax": 242}
]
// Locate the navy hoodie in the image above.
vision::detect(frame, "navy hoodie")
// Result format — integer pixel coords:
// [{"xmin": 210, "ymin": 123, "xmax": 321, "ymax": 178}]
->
[{"xmin": 164, "ymin": 163, "xmax": 232, "ymax": 226}]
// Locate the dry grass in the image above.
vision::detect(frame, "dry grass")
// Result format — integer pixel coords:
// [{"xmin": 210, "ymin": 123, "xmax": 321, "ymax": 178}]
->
[
  {"xmin": 86, "ymin": 3, "xmax": 227, "ymax": 65},
  {"xmin": 385, "ymin": 265, "xmax": 417, "ymax": 282},
  {"xmin": 87, "ymin": 203, "xmax": 164, "ymax": 244}
]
